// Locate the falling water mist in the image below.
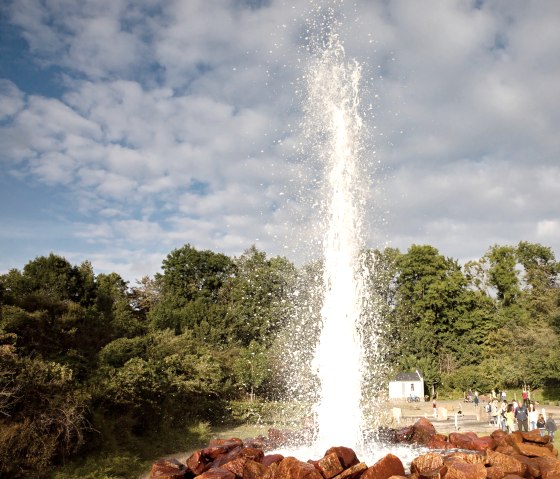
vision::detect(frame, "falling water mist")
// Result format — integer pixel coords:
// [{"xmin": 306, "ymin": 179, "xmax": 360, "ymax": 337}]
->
[{"xmin": 306, "ymin": 32, "xmax": 370, "ymax": 452}]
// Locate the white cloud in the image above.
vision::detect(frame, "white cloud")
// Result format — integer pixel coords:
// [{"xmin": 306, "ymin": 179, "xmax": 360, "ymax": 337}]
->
[{"xmin": 1, "ymin": 0, "xmax": 560, "ymax": 282}]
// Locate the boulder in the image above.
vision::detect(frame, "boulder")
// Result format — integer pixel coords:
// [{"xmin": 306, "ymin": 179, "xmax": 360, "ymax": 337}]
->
[
  {"xmin": 332, "ymin": 462, "xmax": 367, "ymax": 479},
  {"xmin": 444, "ymin": 461, "xmax": 486, "ymax": 479},
  {"xmin": 485, "ymin": 465, "xmax": 505, "ymax": 479},
  {"xmin": 443, "ymin": 452, "xmax": 485, "ymax": 465},
  {"xmin": 486, "ymin": 449, "xmax": 527, "ymax": 476},
  {"xmin": 448, "ymin": 433, "xmax": 475, "ymax": 450},
  {"xmin": 262, "ymin": 454, "xmax": 284, "ymax": 467},
  {"xmin": 242, "ymin": 459, "xmax": 267, "ymax": 479},
  {"xmin": 533, "ymin": 456, "xmax": 560, "ymax": 479},
  {"xmin": 273, "ymin": 457, "xmax": 323, "ymax": 479},
  {"xmin": 197, "ymin": 468, "xmax": 236, "ymax": 479},
  {"xmin": 324, "ymin": 446, "xmax": 360, "ymax": 469},
  {"xmin": 410, "ymin": 452, "xmax": 445, "ymax": 476},
  {"xmin": 411, "ymin": 418, "xmax": 437, "ymax": 445},
  {"xmin": 187, "ymin": 450, "xmax": 213, "ymax": 476},
  {"xmin": 313, "ymin": 452, "xmax": 344, "ymax": 479},
  {"xmin": 150, "ymin": 458, "xmax": 188, "ymax": 479},
  {"xmin": 513, "ymin": 441, "xmax": 557, "ymax": 458},
  {"xmin": 521, "ymin": 430, "xmax": 550, "ymax": 445},
  {"xmin": 361, "ymin": 454, "xmax": 405, "ymax": 479}
]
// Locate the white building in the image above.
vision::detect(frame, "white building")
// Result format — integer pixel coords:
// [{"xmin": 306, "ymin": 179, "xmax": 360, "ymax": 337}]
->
[{"xmin": 388, "ymin": 370, "xmax": 424, "ymax": 400}]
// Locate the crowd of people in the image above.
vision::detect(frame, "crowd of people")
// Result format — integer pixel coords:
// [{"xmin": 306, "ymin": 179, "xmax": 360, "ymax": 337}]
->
[{"xmin": 484, "ymin": 389, "xmax": 557, "ymax": 440}]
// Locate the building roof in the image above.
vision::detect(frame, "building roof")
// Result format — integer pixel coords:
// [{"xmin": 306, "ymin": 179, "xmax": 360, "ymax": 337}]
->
[{"xmin": 393, "ymin": 370, "xmax": 423, "ymax": 381}]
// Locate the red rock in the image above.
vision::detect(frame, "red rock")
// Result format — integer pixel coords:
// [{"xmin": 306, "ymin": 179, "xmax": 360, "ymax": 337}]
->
[
  {"xmin": 210, "ymin": 446, "xmax": 243, "ymax": 469},
  {"xmin": 502, "ymin": 475, "xmax": 524, "ymax": 479},
  {"xmin": 274, "ymin": 457, "xmax": 324, "ymax": 479},
  {"xmin": 410, "ymin": 452, "xmax": 445, "ymax": 476},
  {"xmin": 239, "ymin": 447, "xmax": 264, "ymax": 462},
  {"xmin": 395, "ymin": 425, "xmax": 415, "ymax": 443},
  {"xmin": 324, "ymin": 447, "xmax": 360, "ymax": 469},
  {"xmin": 427, "ymin": 436, "xmax": 453, "ymax": 450},
  {"xmin": 411, "ymin": 418, "xmax": 437, "ymax": 445},
  {"xmin": 495, "ymin": 446, "xmax": 516, "ymax": 455},
  {"xmin": 263, "ymin": 462, "xmax": 279, "ymax": 479},
  {"xmin": 513, "ymin": 441, "xmax": 556, "ymax": 458},
  {"xmin": 448, "ymin": 433, "xmax": 474, "ymax": 450},
  {"xmin": 197, "ymin": 468, "xmax": 236, "ymax": 479},
  {"xmin": 362, "ymin": 454, "xmax": 405, "ymax": 479},
  {"xmin": 150, "ymin": 458, "xmax": 187, "ymax": 479},
  {"xmin": 486, "ymin": 450, "xmax": 527, "ymax": 476},
  {"xmin": 471, "ymin": 436, "xmax": 495, "ymax": 451},
  {"xmin": 243, "ymin": 459, "xmax": 268, "ymax": 479},
  {"xmin": 511, "ymin": 454, "xmax": 540, "ymax": 478},
  {"xmin": 222, "ymin": 456, "xmax": 250, "ymax": 477},
  {"xmin": 521, "ymin": 430, "xmax": 551, "ymax": 445},
  {"xmin": 533, "ymin": 457, "xmax": 560, "ymax": 479},
  {"xmin": 444, "ymin": 461, "xmax": 486, "ymax": 479},
  {"xmin": 314, "ymin": 452, "xmax": 344, "ymax": 478},
  {"xmin": 263, "ymin": 454, "xmax": 284, "ymax": 467},
  {"xmin": 186, "ymin": 450, "xmax": 212, "ymax": 475},
  {"xmin": 485, "ymin": 465, "xmax": 505, "ymax": 479},
  {"xmin": 444, "ymin": 452, "xmax": 485, "ymax": 465},
  {"xmin": 506, "ymin": 432, "xmax": 524, "ymax": 445},
  {"xmin": 332, "ymin": 462, "xmax": 368, "ymax": 479}
]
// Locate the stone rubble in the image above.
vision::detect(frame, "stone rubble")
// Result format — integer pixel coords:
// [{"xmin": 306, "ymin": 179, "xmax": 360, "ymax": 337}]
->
[{"xmin": 150, "ymin": 418, "xmax": 559, "ymax": 479}]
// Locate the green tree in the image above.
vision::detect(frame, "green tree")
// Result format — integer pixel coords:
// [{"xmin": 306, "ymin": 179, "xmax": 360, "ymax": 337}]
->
[{"xmin": 233, "ymin": 340, "xmax": 270, "ymax": 401}]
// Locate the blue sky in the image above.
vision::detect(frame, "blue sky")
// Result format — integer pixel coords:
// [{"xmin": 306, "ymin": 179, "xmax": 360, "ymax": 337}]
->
[{"xmin": 1, "ymin": 0, "xmax": 560, "ymax": 284}]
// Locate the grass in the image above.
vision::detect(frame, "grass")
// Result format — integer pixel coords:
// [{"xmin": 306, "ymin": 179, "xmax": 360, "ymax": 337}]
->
[
  {"xmin": 49, "ymin": 401, "xmax": 560, "ymax": 479},
  {"xmin": 50, "ymin": 421, "xmax": 215, "ymax": 479}
]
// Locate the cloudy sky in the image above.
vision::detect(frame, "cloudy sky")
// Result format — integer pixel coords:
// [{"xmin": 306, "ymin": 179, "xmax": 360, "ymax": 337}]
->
[{"xmin": 1, "ymin": 0, "xmax": 559, "ymax": 284}]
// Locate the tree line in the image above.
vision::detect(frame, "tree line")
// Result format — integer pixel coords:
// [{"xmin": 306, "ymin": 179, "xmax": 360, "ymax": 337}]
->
[{"xmin": 1, "ymin": 241, "xmax": 559, "ymax": 476}]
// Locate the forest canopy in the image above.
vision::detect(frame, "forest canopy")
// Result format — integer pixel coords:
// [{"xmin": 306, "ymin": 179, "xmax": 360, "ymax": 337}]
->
[{"xmin": 1, "ymin": 241, "xmax": 559, "ymax": 477}]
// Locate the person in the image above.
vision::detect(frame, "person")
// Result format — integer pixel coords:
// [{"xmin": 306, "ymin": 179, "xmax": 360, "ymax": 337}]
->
[
  {"xmin": 515, "ymin": 402, "xmax": 529, "ymax": 432},
  {"xmin": 486, "ymin": 402, "xmax": 493, "ymax": 424},
  {"xmin": 474, "ymin": 391, "xmax": 479, "ymax": 407},
  {"xmin": 433, "ymin": 400, "xmax": 437, "ymax": 418},
  {"xmin": 546, "ymin": 413, "xmax": 557, "ymax": 441},
  {"xmin": 522, "ymin": 387, "xmax": 529, "ymax": 405},
  {"xmin": 501, "ymin": 390, "xmax": 507, "ymax": 402},
  {"xmin": 505, "ymin": 403, "xmax": 515, "ymax": 433},
  {"xmin": 528, "ymin": 403, "xmax": 538, "ymax": 431},
  {"xmin": 537, "ymin": 413, "xmax": 546, "ymax": 436},
  {"xmin": 498, "ymin": 401, "xmax": 507, "ymax": 432},
  {"xmin": 491, "ymin": 400, "xmax": 499, "ymax": 426}
]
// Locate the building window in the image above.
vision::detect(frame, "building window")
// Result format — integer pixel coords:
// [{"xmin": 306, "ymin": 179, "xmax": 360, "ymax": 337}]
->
[{"xmin": 411, "ymin": 384, "xmax": 414, "ymax": 391}]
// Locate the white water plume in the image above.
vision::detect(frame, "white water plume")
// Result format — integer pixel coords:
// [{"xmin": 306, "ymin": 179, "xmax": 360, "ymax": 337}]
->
[{"xmin": 304, "ymin": 31, "xmax": 370, "ymax": 452}]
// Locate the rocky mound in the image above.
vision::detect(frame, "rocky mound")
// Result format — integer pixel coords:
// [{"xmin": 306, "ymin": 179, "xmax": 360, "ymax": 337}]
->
[{"xmin": 150, "ymin": 418, "xmax": 559, "ymax": 479}]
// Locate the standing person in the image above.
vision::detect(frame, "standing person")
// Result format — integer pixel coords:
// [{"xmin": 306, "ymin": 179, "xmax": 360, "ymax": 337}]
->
[
  {"xmin": 498, "ymin": 401, "xmax": 507, "ymax": 431},
  {"xmin": 491, "ymin": 399, "xmax": 499, "ymax": 426},
  {"xmin": 537, "ymin": 414, "xmax": 547, "ymax": 436},
  {"xmin": 505, "ymin": 403, "xmax": 516, "ymax": 433},
  {"xmin": 522, "ymin": 387, "xmax": 529, "ymax": 405},
  {"xmin": 474, "ymin": 391, "xmax": 479, "ymax": 407},
  {"xmin": 546, "ymin": 413, "xmax": 557, "ymax": 441},
  {"xmin": 501, "ymin": 390, "xmax": 507, "ymax": 402},
  {"xmin": 515, "ymin": 402, "xmax": 529, "ymax": 432},
  {"xmin": 528, "ymin": 403, "xmax": 538, "ymax": 431},
  {"xmin": 433, "ymin": 400, "xmax": 437, "ymax": 418}
]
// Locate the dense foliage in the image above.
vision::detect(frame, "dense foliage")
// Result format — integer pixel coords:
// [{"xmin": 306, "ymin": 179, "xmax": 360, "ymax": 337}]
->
[{"xmin": 1, "ymin": 241, "xmax": 559, "ymax": 477}]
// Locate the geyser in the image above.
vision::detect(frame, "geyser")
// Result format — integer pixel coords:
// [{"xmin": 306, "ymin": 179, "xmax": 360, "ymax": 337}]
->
[
  {"xmin": 277, "ymin": 6, "xmax": 388, "ymax": 458},
  {"xmin": 307, "ymin": 32, "xmax": 369, "ymax": 452}
]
